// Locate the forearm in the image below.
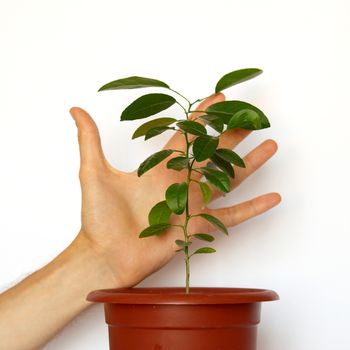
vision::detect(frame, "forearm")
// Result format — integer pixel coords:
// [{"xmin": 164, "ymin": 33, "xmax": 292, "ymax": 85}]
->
[{"xmin": 0, "ymin": 233, "xmax": 118, "ymax": 350}]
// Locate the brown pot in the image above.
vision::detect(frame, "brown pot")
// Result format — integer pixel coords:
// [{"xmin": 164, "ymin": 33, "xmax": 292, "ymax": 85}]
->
[{"xmin": 86, "ymin": 287, "xmax": 278, "ymax": 350}]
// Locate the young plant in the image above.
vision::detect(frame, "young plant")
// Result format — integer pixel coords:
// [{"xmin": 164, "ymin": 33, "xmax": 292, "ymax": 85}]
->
[{"xmin": 98, "ymin": 68, "xmax": 270, "ymax": 293}]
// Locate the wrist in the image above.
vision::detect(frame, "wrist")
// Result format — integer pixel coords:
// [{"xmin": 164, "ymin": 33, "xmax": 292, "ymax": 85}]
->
[{"xmin": 67, "ymin": 232, "xmax": 121, "ymax": 296}]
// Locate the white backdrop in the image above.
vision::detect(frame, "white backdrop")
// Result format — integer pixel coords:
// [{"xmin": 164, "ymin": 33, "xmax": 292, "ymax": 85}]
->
[{"xmin": 1, "ymin": 0, "xmax": 350, "ymax": 349}]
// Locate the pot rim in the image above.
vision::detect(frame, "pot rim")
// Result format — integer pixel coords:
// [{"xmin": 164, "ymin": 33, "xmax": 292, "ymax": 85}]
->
[{"xmin": 86, "ymin": 287, "xmax": 279, "ymax": 305}]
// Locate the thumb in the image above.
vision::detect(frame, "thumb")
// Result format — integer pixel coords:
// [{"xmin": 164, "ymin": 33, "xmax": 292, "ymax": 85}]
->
[{"xmin": 69, "ymin": 107, "xmax": 105, "ymax": 169}]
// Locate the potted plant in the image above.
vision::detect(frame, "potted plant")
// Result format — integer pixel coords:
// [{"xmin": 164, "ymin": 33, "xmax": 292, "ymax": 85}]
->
[{"xmin": 87, "ymin": 68, "xmax": 279, "ymax": 350}]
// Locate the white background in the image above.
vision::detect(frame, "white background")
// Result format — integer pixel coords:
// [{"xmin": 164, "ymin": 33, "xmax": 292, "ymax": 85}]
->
[{"xmin": 1, "ymin": 0, "xmax": 350, "ymax": 349}]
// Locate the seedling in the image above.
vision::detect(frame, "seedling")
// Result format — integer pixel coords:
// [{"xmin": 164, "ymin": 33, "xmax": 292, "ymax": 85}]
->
[{"xmin": 98, "ymin": 69, "xmax": 270, "ymax": 293}]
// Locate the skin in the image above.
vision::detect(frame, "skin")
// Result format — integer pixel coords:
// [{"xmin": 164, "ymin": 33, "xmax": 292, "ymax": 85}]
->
[{"xmin": 0, "ymin": 92, "xmax": 281, "ymax": 350}]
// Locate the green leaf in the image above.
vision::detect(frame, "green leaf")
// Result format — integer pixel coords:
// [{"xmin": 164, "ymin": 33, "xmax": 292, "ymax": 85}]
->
[
  {"xmin": 199, "ymin": 213, "xmax": 229, "ymax": 235},
  {"xmin": 227, "ymin": 109, "xmax": 262, "ymax": 130},
  {"xmin": 199, "ymin": 115, "xmax": 224, "ymax": 133},
  {"xmin": 148, "ymin": 201, "xmax": 172, "ymax": 225},
  {"xmin": 165, "ymin": 182, "xmax": 188, "ymax": 215},
  {"xmin": 176, "ymin": 120, "xmax": 207, "ymax": 136},
  {"xmin": 215, "ymin": 149, "xmax": 245, "ymax": 168},
  {"xmin": 144, "ymin": 126, "xmax": 173, "ymax": 140},
  {"xmin": 193, "ymin": 233, "xmax": 215, "ymax": 242},
  {"xmin": 210, "ymin": 154, "xmax": 235, "ymax": 178},
  {"xmin": 98, "ymin": 76, "xmax": 169, "ymax": 91},
  {"xmin": 192, "ymin": 135, "xmax": 219, "ymax": 162},
  {"xmin": 198, "ymin": 182, "xmax": 212, "ymax": 208},
  {"xmin": 139, "ymin": 223, "xmax": 171, "ymax": 238},
  {"xmin": 175, "ymin": 239, "xmax": 192, "ymax": 247},
  {"xmin": 132, "ymin": 117, "xmax": 177, "ymax": 139},
  {"xmin": 167, "ymin": 156, "xmax": 189, "ymax": 171},
  {"xmin": 205, "ymin": 101, "xmax": 235, "ymax": 122},
  {"xmin": 206, "ymin": 100, "xmax": 270, "ymax": 128},
  {"xmin": 215, "ymin": 68, "xmax": 263, "ymax": 93},
  {"xmin": 137, "ymin": 149, "xmax": 174, "ymax": 177},
  {"xmin": 200, "ymin": 167, "xmax": 231, "ymax": 193},
  {"xmin": 193, "ymin": 247, "xmax": 216, "ymax": 254},
  {"xmin": 121, "ymin": 93, "xmax": 176, "ymax": 121}
]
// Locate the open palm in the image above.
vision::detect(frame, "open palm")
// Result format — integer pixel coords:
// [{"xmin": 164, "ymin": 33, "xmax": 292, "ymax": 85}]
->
[{"xmin": 70, "ymin": 93, "xmax": 281, "ymax": 288}]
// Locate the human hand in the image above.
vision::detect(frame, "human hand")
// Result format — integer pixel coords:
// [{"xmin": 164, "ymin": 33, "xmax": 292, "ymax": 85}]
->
[{"xmin": 70, "ymin": 93, "xmax": 281, "ymax": 289}]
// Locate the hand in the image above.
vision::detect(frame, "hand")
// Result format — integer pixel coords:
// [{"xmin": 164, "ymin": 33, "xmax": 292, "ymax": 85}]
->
[{"xmin": 70, "ymin": 92, "xmax": 281, "ymax": 289}]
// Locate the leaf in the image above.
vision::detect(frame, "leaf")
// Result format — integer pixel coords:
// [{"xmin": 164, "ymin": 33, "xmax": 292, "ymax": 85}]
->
[
  {"xmin": 137, "ymin": 149, "xmax": 174, "ymax": 177},
  {"xmin": 139, "ymin": 223, "xmax": 171, "ymax": 238},
  {"xmin": 205, "ymin": 100, "xmax": 270, "ymax": 128},
  {"xmin": 215, "ymin": 148, "xmax": 245, "ymax": 168},
  {"xmin": 175, "ymin": 248, "xmax": 184, "ymax": 253},
  {"xmin": 210, "ymin": 154, "xmax": 235, "ymax": 178},
  {"xmin": 175, "ymin": 239, "xmax": 192, "ymax": 247},
  {"xmin": 227, "ymin": 109, "xmax": 262, "ymax": 130},
  {"xmin": 165, "ymin": 182, "xmax": 188, "ymax": 215},
  {"xmin": 176, "ymin": 120, "xmax": 207, "ymax": 136},
  {"xmin": 199, "ymin": 213, "xmax": 229, "ymax": 235},
  {"xmin": 192, "ymin": 135, "xmax": 219, "ymax": 162},
  {"xmin": 199, "ymin": 115, "xmax": 224, "ymax": 133},
  {"xmin": 144, "ymin": 126, "xmax": 173, "ymax": 140},
  {"xmin": 132, "ymin": 117, "xmax": 177, "ymax": 139},
  {"xmin": 215, "ymin": 68, "xmax": 263, "ymax": 93},
  {"xmin": 167, "ymin": 156, "xmax": 189, "ymax": 171},
  {"xmin": 200, "ymin": 167, "xmax": 231, "ymax": 193},
  {"xmin": 121, "ymin": 93, "xmax": 176, "ymax": 121},
  {"xmin": 198, "ymin": 182, "xmax": 212, "ymax": 208},
  {"xmin": 98, "ymin": 76, "xmax": 169, "ymax": 91},
  {"xmin": 193, "ymin": 247, "xmax": 216, "ymax": 254},
  {"xmin": 148, "ymin": 201, "xmax": 172, "ymax": 225},
  {"xmin": 193, "ymin": 233, "xmax": 215, "ymax": 242},
  {"xmin": 205, "ymin": 101, "xmax": 235, "ymax": 122}
]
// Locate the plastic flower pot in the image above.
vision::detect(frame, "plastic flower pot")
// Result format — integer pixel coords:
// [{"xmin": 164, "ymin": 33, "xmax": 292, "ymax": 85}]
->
[{"xmin": 87, "ymin": 287, "xmax": 278, "ymax": 350}]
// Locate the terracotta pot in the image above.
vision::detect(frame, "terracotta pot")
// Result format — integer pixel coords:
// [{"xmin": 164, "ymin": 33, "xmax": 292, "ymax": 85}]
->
[{"xmin": 87, "ymin": 287, "xmax": 278, "ymax": 350}]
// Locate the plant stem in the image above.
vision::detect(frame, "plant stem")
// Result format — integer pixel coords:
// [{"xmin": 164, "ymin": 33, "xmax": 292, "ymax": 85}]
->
[
  {"xmin": 169, "ymin": 88, "xmax": 192, "ymax": 107},
  {"xmin": 175, "ymin": 101, "xmax": 188, "ymax": 116},
  {"xmin": 183, "ymin": 97, "xmax": 199, "ymax": 293},
  {"xmin": 176, "ymin": 93, "xmax": 203, "ymax": 294},
  {"xmin": 184, "ymin": 131, "xmax": 192, "ymax": 294}
]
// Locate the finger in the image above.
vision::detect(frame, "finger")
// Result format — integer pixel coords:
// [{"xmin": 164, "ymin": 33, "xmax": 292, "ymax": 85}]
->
[
  {"xmin": 191, "ymin": 128, "xmax": 252, "ymax": 180},
  {"xmin": 206, "ymin": 192, "xmax": 281, "ymax": 230},
  {"xmin": 163, "ymin": 92, "xmax": 225, "ymax": 152},
  {"xmin": 69, "ymin": 107, "xmax": 106, "ymax": 170},
  {"xmin": 210, "ymin": 139, "xmax": 278, "ymax": 200}
]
